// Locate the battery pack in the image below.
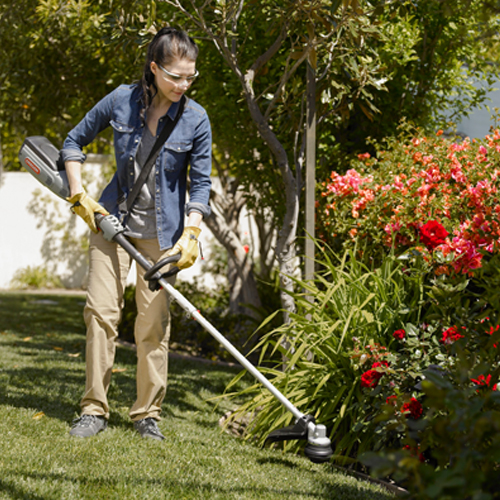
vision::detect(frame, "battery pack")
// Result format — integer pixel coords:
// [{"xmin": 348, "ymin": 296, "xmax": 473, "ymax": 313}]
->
[{"xmin": 18, "ymin": 136, "xmax": 70, "ymax": 200}]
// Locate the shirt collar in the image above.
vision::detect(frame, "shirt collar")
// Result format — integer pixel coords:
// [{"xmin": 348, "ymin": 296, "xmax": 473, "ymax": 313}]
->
[{"xmin": 166, "ymin": 97, "xmax": 186, "ymax": 121}]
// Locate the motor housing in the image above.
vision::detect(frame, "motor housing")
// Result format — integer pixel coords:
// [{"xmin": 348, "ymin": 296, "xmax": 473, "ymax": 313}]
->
[{"xmin": 18, "ymin": 136, "xmax": 70, "ymax": 200}]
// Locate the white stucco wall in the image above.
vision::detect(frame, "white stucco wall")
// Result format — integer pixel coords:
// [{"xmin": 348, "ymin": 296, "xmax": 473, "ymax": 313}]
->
[
  {"xmin": 0, "ymin": 171, "xmax": 78, "ymax": 289},
  {"xmin": 450, "ymin": 79, "xmax": 500, "ymax": 139},
  {"xmin": 0, "ymin": 161, "xmax": 217, "ymax": 290}
]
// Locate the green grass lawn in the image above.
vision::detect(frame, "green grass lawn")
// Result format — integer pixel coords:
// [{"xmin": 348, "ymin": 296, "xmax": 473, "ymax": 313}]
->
[{"xmin": 0, "ymin": 292, "xmax": 395, "ymax": 500}]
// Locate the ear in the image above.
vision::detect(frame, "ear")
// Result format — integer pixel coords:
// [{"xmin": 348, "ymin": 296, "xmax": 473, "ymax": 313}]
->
[{"xmin": 150, "ymin": 61, "xmax": 158, "ymax": 75}]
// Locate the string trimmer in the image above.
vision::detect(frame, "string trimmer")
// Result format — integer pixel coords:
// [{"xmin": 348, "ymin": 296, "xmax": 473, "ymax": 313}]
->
[{"xmin": 19, "ymin": 135, "xmax": 333, "ymax": 463}]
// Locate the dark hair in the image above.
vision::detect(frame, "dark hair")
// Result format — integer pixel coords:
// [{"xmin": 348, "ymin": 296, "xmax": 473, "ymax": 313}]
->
[{"xmin": 141, "ymin": 27, "xmax": 198, "ymax": 117}]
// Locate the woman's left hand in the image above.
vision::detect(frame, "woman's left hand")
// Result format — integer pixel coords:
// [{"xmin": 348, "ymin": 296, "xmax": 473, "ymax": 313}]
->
[{"xmin": 167, "ymin": 226, "xmax": 201, "ymax": 269}]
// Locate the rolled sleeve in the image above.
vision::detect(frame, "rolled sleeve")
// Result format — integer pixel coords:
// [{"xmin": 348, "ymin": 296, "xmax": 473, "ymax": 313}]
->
[
  {"xmin": 185, "ymin": 201, "xmax": 211, "ymax": 218},
  {"xmin": 60, "ymin": 87, "xmax": 118, "ymax": 162},
  {"xmin": 60, "ymin": 148, "xmax": 87, "ymax": 164}
]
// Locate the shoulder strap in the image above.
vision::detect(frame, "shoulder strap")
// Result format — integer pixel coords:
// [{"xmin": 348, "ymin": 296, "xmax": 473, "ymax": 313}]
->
[{"xmin": 125, "ymin": 95, "xmax": 186, "ymax": 212}]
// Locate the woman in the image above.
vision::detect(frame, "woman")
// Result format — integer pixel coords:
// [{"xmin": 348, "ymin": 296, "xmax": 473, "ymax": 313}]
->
[{"xmin": 61, "ymin": 27, "xmax": 212, "ymax": 440}]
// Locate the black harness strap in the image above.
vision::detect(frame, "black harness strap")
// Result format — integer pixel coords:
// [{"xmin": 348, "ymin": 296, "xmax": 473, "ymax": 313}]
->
[{"xmin": 120, "ymin": 95, "xmax": 187, "ymax": 216}]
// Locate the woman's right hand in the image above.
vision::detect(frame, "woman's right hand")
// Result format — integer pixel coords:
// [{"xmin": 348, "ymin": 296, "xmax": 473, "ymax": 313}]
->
[{"xmin": 67, "ymin": 190, "xmax": 109, "ymax": 233}]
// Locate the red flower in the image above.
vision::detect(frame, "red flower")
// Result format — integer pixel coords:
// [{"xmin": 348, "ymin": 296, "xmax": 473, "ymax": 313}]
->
[
  {"xmin": 372, "ymin": 361, "xmax": 390, "ymax": 369},
  {"xmin": 419, "ymin": 220, "xmax": 449, "ymax": 250},
  {"xmin": 386, "ymin": 395, "xmax": 397, "ymax": 405},
  {"xmin": 361, "ymin": 361, "xmax": 389, "ymax": 388},
  {"xmin": 243, "ymin": 244, "xmax": 250, "ymax": 254},
  {"xmin": 361, "ymin": 370, "xmax": 383, "ymax": 388},
  {"xmin": 487, "ymin": 325, "xmax": 500, "ymax": 348},
  {"xmin": 403, "ymin": 444, "xmax": 425, "ymax": 462},
  {"xmin": 401, "ymin": 397, "xmax": 423, "ymax": 419},
  {"xmin": 440, "ymin": 326, "xmax": 464, "ymax": 344},
  {"xmin": 393, "ymin": 329, "xmax": 405, "ymax": 340},
  {"xmin": 471, "ymin": 374, "xmax": 498, "ymax": 391}
]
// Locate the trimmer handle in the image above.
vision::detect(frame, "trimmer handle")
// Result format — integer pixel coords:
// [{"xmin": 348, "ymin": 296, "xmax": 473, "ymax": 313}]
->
[
  {"xmin": 143, "ymin": 253, "xmax": 181, "ymax": 283},
  {"xmin": 95, "ymin": 213, "xmax": 125, "ymax": 241},
  {"xmin": 94, "ymin": 213, "xmax": 181, "ymax": 290}
]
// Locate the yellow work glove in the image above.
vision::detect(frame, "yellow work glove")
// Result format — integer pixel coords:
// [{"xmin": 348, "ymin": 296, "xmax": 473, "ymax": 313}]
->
[
  {"xmin": 167, "ymin": 226, "xmax": 201, "ymax": 270},
  {"xmin": 67, "ymin": 190, "xmax": 109, "ymax": 233}
]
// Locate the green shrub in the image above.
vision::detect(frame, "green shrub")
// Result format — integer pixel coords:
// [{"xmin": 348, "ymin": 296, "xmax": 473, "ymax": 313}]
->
[
  {"xmin": 361, "ymin": 326, "xmax": 500, "ymax": 499},
  {"xmin": 224, "ymin": 246, "xmax": 426, "ymax": 462},
  {"xmin": 10, "ymin": 265, "xmax": 62, "ymax": 289}
]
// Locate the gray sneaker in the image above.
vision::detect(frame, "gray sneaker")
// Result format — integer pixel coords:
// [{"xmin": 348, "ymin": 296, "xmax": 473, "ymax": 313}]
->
[
  {"xmin": 134, "ymin": 418, "xmax": 165, "ymax": 441},
  {"xmin": 69, "ymin": 414, "xmax": 107, "ymax": 438}
]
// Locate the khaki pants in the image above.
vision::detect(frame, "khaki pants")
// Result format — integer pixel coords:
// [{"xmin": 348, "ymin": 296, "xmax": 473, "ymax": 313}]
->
[{"xmin": 81, "ymin": 231, "xmax": 174, "ymax": 421}]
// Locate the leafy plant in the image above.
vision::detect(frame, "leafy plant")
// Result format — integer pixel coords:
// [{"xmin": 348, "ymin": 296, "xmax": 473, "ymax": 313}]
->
[
  {"xmin": 10, "ymin": 265, "xmax": 62, "ymax": 289},
  {"xmin": 224, "ymin": 246, "xmax": 426, "ymax": 463},
  {"xmin": 361, "ymin": 321, "xmax": 500, "ymax": 499}
]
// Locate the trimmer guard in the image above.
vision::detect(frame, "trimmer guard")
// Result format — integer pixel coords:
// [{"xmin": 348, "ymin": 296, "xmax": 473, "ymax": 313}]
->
[{"xmin": 265, "ymin": 415, "xmax": 315, "ymax": 445}]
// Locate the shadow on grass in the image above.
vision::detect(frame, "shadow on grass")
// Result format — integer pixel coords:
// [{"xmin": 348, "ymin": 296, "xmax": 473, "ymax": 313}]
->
[
  {"xmin": 0, "ymin": 478, "xmax": 46, "ymax": 500},
  {"xmin": 0, "ymin": 292, "xmax": 249, "ymax": 434},
  {"xmin": 1, "ymin": 342, "xmax": 243, "ymax": 432},
  {"xmin": 256, "ymin": 456, "xmax": 300, "ymax": 468},
  {"xmin": 0, "ymin": 365, "xmax": 83, "ymax": 421}
]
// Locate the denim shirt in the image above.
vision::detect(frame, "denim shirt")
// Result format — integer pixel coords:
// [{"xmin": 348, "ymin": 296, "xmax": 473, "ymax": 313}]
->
[{"xmin": 61, "ymin": 84, "xmax": 212, "ymax": 250}]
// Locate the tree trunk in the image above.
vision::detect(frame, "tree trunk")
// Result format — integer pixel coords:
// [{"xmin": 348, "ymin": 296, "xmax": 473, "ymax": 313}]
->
[
  {"xmin": 241, "ymin": 81, "xmax": 300, "ymax": 322},
  {"xmin": 204, "ymin": 185, "xmax": 262, "ymax": 318}
]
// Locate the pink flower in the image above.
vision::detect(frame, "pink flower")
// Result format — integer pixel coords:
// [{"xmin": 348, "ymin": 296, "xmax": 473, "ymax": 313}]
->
[
  {"xmin": 440, "ymin": 236, "xmax": 483, "ymax": 274},
  {"xmin": 327, "ymin": 169, "xmax": 372, "ymax": 197},
  {"xmin": 384, "ymin": 221, "xmax": 402, "ymax": 235}
]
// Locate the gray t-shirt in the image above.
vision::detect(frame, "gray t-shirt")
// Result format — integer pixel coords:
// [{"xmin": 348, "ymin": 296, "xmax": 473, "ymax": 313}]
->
[{"xmin": 124, "ymin": 127, "xmax": 158, "ymax": 239}]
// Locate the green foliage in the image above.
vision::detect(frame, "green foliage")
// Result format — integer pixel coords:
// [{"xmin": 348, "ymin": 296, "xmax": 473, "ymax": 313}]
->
[
  {"xmin": 0, "ymin": 0, "xmax": 158, "ymax": 167},
  {"xmin": 325, "ymin": 0, "xmax": 500, "ymax": 169},
  {"xmin": 10, "ymin": 265, "xmax": 62, "ymax": 289},
  {"xmin": 225, "ymin": 247, "xmax": 424, "ymax": 462},
  {"xmin": 361, "ymin": 327, "xmax": 500, "ymax": 499}
]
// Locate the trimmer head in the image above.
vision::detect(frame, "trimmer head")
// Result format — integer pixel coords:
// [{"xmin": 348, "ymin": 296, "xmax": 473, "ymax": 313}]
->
[{"xmin": 265, "ymin": 415, "xmax": 333, "ymax": 464}]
